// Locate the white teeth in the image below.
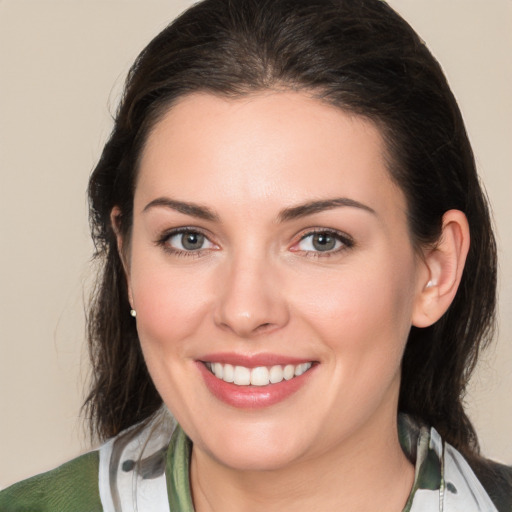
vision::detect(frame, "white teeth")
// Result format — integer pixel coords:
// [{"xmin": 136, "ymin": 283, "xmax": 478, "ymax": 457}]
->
[
  {"xmin": 269, "ymin": 365, "xmax": 284, "ymax": 383},
  {"xmin": 206, "ymin": 361, "xmax": 313, "ymax": 386},
  {"xmin": 250, "ymin": 366, "xmax": 269, "ymax": 386},
  {"xmin": 213, "ymin": 362, "xmax": 223, "ymax": 379},
  {"xmin": 223, "ymin": 363, "xmax": 234, "ymax": 383},
  {"xmin": 233, "ymin": 365, "xmax": 251, "ymax": 385},
  {"xmin": 283, "ymin": 364, "xmax": 295, "ymax": 380},
  {"xmin": 295, "ymin": 363, "xmax": 311, "ymax": 376}
]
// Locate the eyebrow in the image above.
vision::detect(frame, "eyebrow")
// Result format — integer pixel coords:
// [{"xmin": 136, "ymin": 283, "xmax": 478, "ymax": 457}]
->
[
  {"xmin": 142, "ymin": 196, "xmax": 376, "ymax": 222},
  {"xmin": 277, "ymin": 198, "xmax": 376, "ymax": 222},
  {"xmin": 143, "ymin": 197, "xmax": 219, "ymax": 221}
]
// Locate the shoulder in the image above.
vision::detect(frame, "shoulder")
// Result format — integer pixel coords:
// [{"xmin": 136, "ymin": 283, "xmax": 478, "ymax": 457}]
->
[
  {"xmin": 0, "ymin": 450, "xmax": 102, "ymax": 512},
  {"xmin": 469, "ymin": 456, "xmax": 512, "ymax": 512}
]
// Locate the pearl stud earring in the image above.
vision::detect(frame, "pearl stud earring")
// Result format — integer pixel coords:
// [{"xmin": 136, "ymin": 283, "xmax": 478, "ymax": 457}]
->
[{"xmin": 130, "ymin": 309, "xmax": 137, "ymax": 318}]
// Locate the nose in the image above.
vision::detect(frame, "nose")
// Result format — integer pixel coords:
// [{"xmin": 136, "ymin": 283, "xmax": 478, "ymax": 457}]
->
[{"xmin": 213, "ymin": 254, "xmax": 289, "ymax": 338}]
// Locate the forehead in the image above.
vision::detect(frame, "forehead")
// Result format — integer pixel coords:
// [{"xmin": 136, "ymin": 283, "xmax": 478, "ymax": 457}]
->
[{"xmin": 136, "ymin": 91, "xmax": 405, "ymax": 219}]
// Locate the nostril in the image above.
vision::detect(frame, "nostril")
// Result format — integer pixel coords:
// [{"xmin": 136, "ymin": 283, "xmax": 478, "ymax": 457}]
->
[{"xmin": 254, "ymin": 322, "xmax": 273, "ymax": 333}]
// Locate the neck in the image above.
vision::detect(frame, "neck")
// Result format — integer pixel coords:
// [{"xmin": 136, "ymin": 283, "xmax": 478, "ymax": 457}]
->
[{"xmin": 190, "ymin": 412, "xmax": 414, "ymax": 512}]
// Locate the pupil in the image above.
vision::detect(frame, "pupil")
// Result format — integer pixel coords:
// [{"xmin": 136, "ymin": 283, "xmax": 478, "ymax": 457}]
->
[
  {"xmin": 182, "ymin": 232, "xmax": 204, "ymax": 250},
  {"xmin": 313, "ymin": 233, "xmax": 335, "ymax": 251}
]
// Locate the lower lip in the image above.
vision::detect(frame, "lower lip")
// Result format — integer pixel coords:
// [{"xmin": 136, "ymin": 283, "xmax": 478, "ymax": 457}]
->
[{"xmin": 197, "ymin": 362, "xmax": 315, "ymax": 409}]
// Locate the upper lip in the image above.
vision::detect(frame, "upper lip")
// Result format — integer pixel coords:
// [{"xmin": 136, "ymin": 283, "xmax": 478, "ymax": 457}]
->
[{"xmin": 199, "ymin": 352, "xmax": 316, "ymax": 368}]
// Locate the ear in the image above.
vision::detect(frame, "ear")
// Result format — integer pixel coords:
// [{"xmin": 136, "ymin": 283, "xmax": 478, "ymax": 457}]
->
[
  {"xmin": 412, "ymin": 210, "xmax": 470, "ymax": 328},
  {"xmin": 110, "ymin": 206, "xmax": 134, "ymax": 307}
]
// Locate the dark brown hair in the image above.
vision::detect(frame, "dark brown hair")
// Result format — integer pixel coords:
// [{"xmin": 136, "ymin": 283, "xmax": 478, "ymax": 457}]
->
[{"xmin": 85, "ymin": 0, "xmax": 496, "ymax": 459}]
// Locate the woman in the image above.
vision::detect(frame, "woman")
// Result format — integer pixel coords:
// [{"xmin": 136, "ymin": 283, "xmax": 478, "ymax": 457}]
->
[{"xmin": 1, "ymin": 0, "xmax": 510, "ymax": 510}]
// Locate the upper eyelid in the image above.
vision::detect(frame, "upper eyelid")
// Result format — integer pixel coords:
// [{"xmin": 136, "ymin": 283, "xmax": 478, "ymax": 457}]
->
[
  {"xmin": 297, "ymin": 228, "xmax": 353, "ymax": 242},
  {"xmin": 157, "ymin": 226, "xmax": 213, "ymax": 240}
]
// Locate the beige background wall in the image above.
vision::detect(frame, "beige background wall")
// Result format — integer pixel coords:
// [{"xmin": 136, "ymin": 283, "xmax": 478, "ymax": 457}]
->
[{"xmin": 0, "ymin": 0, "xmax": 510, "ymax": 488}]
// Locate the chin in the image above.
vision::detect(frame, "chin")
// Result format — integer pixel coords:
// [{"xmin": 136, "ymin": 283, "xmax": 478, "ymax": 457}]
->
[
  {"xmin": 193, "ymin": 420, "xmax": 313, "ymax": 472},
  {"xmin": 208, "ymin": 443, "xmax": 305, "ymax": 472}
]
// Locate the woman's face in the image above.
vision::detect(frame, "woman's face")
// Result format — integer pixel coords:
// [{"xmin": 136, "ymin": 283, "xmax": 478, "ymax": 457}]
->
[{"xmin": 125, "ymin": 91, "xmax": 428, "ymax": 471}]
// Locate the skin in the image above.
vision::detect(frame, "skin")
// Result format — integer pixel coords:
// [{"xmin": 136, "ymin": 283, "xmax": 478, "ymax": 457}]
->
[{"xmin": 116, "ymin": 91, "xmax": 469, "ymax": 511}]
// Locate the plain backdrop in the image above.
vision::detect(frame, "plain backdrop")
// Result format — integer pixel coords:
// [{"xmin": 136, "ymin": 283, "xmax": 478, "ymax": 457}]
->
[{"xmin": 1, "ymin": 0, "xmax": 511, "ymax": 488}]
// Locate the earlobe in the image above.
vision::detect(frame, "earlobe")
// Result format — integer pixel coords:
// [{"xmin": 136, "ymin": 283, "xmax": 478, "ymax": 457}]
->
[{"xmin": 412, "ymin": 210, "xmax": 470, "ymax": 328}]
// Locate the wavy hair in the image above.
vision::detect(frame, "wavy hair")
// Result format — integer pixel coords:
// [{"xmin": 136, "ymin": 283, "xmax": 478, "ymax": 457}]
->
[{"xmin": 85, "ymin": 0, "xmax": 496, "ymax": 460}]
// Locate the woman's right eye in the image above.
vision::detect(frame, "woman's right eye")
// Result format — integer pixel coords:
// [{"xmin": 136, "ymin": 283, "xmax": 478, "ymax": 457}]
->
[{"xmin": 160, "ymin": 229, "xmax": 216, "ymax": 254}]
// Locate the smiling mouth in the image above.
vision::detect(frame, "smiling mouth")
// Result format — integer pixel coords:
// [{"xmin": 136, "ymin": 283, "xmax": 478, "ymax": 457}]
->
[{"xmin": 204, "ymin": 362, "xmax": 313, "ymax": 386}]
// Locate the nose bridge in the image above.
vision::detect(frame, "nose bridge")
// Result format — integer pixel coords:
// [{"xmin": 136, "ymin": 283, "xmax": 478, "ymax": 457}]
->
[{"xmin": 214, "ymin": 246, "xmax": 288, "ymax": 337}]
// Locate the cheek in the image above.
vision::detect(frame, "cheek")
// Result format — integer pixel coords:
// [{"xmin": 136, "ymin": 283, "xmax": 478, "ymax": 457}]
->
[
  {"xmin": 129, "ymin": 257, "xmax": 214, "ymax": 351},
  {"xmin": 127, "ymin": 257, "xmax": 216, "ymax": 414},
  {"xmin": 291, "ymin": 258, "xmax": 417, "ymax": 361}
]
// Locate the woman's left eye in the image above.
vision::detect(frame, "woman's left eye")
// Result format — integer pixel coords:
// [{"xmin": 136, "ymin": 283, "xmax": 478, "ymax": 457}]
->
[{"xmin": 293, "ymin": 231, "xmax": 352, "ymax": 254}]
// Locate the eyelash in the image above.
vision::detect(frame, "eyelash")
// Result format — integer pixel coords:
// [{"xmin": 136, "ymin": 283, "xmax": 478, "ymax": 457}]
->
[
  {"xmin": 156, "ymin": 227, "xmax": 216, "ymax": 259},
  {"xmin": 155, "ymin": 228, "xmax": 354, "ymax": 258},
  {"xmin": 292, "ymin": 229, "xmax": 354, "ymax": 258}
]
